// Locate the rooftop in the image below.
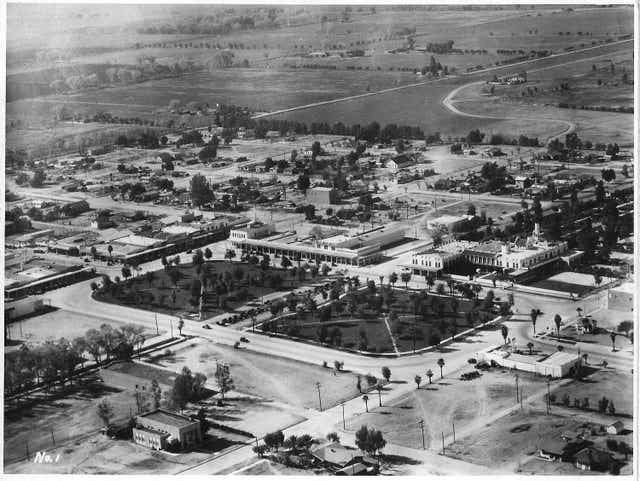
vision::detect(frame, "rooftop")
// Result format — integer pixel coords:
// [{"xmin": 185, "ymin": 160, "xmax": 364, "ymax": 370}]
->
[{"xmin": 138, "ymin": 409, "xmax": 197, "ymax": 429}]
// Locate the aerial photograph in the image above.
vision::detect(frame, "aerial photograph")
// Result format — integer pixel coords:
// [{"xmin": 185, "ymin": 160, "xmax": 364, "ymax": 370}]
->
[{"xmin": 3, "ymin": 2, "xmax": 636, "ymax": 476}]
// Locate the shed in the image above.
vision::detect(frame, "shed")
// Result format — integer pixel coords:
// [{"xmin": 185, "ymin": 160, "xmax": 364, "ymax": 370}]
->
[{"xmin": 606, "ymin": 421, "xmax": 624, "ymax": 435}]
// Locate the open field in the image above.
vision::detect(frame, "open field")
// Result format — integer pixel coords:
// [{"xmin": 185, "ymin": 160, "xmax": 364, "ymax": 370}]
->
[
  {"xmin": 4, "ymin": 375, "xmax": 136, "ymax": 465},
  {"xmin": 149, "ymin": 337, "xmax": 361, "ymax": 411},
  {"xmin": 339, "ymin": 368, "xmax": 548, "ymax": 450},
  {"xmin": 550, "ymin": 368, "xmax": 633, "ymax": 418},
  {"xmin": 445, "ymin": 409, "xmax": 632, "ymax": 473},
  {"xmin": 4, "ymin": 430, "xmax": 239, "ymax": 474},
  {"xmin": 5, "ymin": 309, "xmax": 160, "ymax": 346}
]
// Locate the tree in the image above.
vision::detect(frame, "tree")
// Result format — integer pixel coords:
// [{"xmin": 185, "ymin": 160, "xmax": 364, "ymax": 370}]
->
[
  {"xmin": 617, "ymin": 321, "xmax": 633, "ymax": 336},
  {"xmin": 362, "ymin": 395, "xmax": 369, "ymax": 412},
  {"xmin": 530, "ymin": 309, "xmax": 539, "ymax": 334},
  {"xmin": 355, "ymin": 425, "xmax": 386, "ymax": 455},
  {"xmin": 610, "ymin": 332, "xmax": 617, "ymax": 350},
  {"xmin": 171, "ymin": 367, "xmax": 195, "ymax": 411},
  {"xmin": 501, "ymin": 324, "xmax": 509, "ymax": 344},
  {"xmin": 381, "ymin": 366, "xmax": 391, "ymax": 383},
  {"xmin": 389, "ymin": 272, "xmax": 398, "ymax": 287},
  {"xmin": 151, "ymin": 379, "xmax": 162, "ymax": 409},
  {"xmin": 326, "ymin": 432, "xmax": 340, "ymax": 443},
  {"xmin": 190, "ymin": 173, "xmax": 214, "ymax": 207},
  {"xmin": 177, "ymin": 319, "xmax": 184, "ymax": 336},
  {"xmin": 554, "ymin": 314, "xmax": 562, "ymax": 336},
  {"xmin": 204, "ymin": 247, "xmax": 212, "ymax": 260},
  {"xmin": 296, "ymin": 174, "xmax": 310, "ymax": 194},
  {"xmin": 618, "ymin": 441, "xmax": 631, "ymax": 460},
  {"xmin": 264, "ymin": 430, "xmax": 285, "ymax": 452},
  {"xmin": 30, "ymin": 169, "xmax": 47, "ymax": 188},
  {"xmin": 426, "ymin": 369, "xmax": 433, "ymax": 384},
  {"xmin": 198, "ymin": 144, "xmax": 217, "ymax": 161},
  {"xmin": 400, "ymin": 271, "xmax": 411, "ymax": 288},
  {"xmin": 436, "ymin": 358, "xmax": 445, "ymax": 379},
  {"xmin": 527, "ymin": 342, "xmax": 534, "ymax": 355},
  {"xmin": 97, "ymin": 399, "xmax": 114, "ymax": 428},
  {"xmin": 414, "ymin": 374, "xmax": 422, "ymax": 389},
  {"xmin": 215, "ymin": 362, "xmax": 234, "ymax": 400}
]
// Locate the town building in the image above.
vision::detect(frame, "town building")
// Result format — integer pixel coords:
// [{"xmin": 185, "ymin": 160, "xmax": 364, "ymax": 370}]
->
[
  {"xmin": 386, "ymin": 154, "xmax": 414, "ymax": 173},
  {"xmin": 229, "ymin": 222, "xmax": 405, "ymax": 266},
  {"xmin": 426, "ymin": 214, "xmax": 469, "ymax": 232},
  {"xmin": 132, "ymin": 409, "xmax": 201, "ymax": 451},
  {"xmin": 408, "ymin": 224, "xmax": 573, "ymax": 279},
  {"xmin": 477, "ymin": 345, "xmax": 581, "ymax": 378},
  {"xmin": 306, "ymin": 187, "xmax": 339, "ymax": 205}
]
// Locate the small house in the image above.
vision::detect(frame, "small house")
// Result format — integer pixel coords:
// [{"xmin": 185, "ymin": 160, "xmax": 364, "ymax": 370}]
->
[
  {"xmin": 606, "ymin": 421, "xmax": 624, "ymax": 435},
  {"xmin": 574, "ymin": 447, "xmax": 615, "ymax": 472}
]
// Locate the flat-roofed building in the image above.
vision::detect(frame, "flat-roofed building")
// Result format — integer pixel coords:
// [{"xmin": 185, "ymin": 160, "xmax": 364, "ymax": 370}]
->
[
  {"xmin": 306, "ymin": 187, "xmax": 339, "ymax": 205},
  {"xmin": 409, "ymin": 240, "xmax": 476, "ymax": 274},
  {"xmin": 477, "ymin": 345, "xmax": 581, "ymax": 378},
  {"xmin": 133, "ymin": 409, "xmax": 201, "ymax": 451},
  {"xmin": 229, "ymin": 224, "xmax": 405, "ymax": 267}
]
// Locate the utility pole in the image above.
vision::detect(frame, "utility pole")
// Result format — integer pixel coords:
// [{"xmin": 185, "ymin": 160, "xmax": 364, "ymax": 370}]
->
[
  {"xmin": 515, "ymin": 374, "xmax": 519, "ymax": 404},
  {"xmin": 51, "ymin": 430, "xmax": 56, "ymax": 446},
  {"xmin": 341, "ymin": 403, "xmax": 346, "ymax": 430},
  {"xmin": 170, "ymin": 317, "xmax": 174, "ymax": 338},
  {"xmin": 520, "ymin": 387, "xmax": 524, "ymax": 410},
  {"xmin": 452, "ymin": 422, "xmax": 456, "ymax": 443},
  {"xmin": 546, "ymin": 379, "xmax": 551, "ymax": 415},
  {"xmin": 316, "ymin": 382, "xmax": 322, "ymax": 411},
  {"xmin": 418, "ymin": 419, "xmax": 425, "ymax": 449},
  {"xmin": 441, "ymin": 431, "xmax": 445, "ymax": 455},
  {"xmin": 155, "ymin": 313, "xmax": 159, "ymax": 335}
]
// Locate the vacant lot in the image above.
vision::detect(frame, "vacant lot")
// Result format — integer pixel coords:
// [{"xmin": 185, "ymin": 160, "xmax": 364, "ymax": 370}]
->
[
  {"xmin": 4, "ymin": 376, "xmax": 135, "ymax": 465},
  {"xmin": 551, "ymin": 368, "xmax": 633, "ymax": 417},
  {"xmin": 339, "ymin": 368, "xmax": 548, "ymax": 450},
  {"xmin": 4, "ymin": 430, "xmax": 238, "ymax": 474},
  {"xmin": 445, "ymin": 410, "xmax": 612, "ymax": 470},
  {"xmin": 150, "ymin": 337, "xmax": 360, "ymax": 412}
]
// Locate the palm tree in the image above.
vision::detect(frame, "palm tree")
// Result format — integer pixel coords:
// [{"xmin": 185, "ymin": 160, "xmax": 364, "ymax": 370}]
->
[
  {"xmin": 527, "ymin": 342, "xmax": 534, "ymax": 355},
  {"xmin": 177, "ymin": 319, "xmax": 184, "ymax": 336},
  {"xmin": 375, "ymin": 383, "xmax": 383, "ymax": 407},
  {"xmin": 414, "ymin": 375, "xmax": 422, "ymax": 389},
  {"xmin": 530, "ymin": 309, "xmax": 538, "ymax": 335},
  {"xmin": 107, "ymin": 244, "xmax": 113, "ymax": 261},
  {"xmin": 426, "ymin": 369, "xmax": 433, "ymax": 384},
  {"xmin": 554, "ymin": 314, "xmax": 562, "ymax": 336},
  {"xmin": 437, "ymin": 358, "xmax": 445, "ymax": 379},
  {"xmin": 362, "ymin": 395, "xmax": 369, "ymax": 412},
  {"xmin": 501, "ymin": 324, "xmax": 509, "ymax": 344},
  {"xmin": 427, "ymin": 275, "xmax": 435, "ymax": 291},
  {"xmin": 446, "ymin": 279, "xmax": 455, "ymax": 295},
  {"xmin": 610, "ymin": 332, "xmax": 617, "ymax": 351}
]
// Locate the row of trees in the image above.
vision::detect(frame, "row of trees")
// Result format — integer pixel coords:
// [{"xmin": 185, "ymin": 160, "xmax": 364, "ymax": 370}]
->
[{"xmin": 5, "ymin": 323, "xmax": 146, "ymax": 397}]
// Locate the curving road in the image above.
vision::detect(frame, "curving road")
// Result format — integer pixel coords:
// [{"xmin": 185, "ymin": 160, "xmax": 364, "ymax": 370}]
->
[{"xmin": 441, "ymin": 81, "xmax": 575, "ymax": 143}]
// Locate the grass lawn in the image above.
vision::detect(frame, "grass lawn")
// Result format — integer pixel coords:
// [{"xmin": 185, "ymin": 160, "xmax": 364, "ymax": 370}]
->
[
  {"xmin": 148, "ymin": 337, "xmax": 360, "ymax": 412},
  {"xmin": 94, "ymin": 260, "xmax": 311, "ymax": 320},
  {"xmin": 264, "ymin": 287, "xmax": 494, "ymax": 353},
  {"xmin": 338, "ymin": 368, "xmax": 548, "ymax": 450}
]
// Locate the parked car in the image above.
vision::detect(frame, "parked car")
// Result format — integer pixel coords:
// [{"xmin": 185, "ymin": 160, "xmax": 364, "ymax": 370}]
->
[
  {"xmin": 240, "ymin": 336, "xmax": 249, "ymax": 343},
  {"xmin": 202, "ymin": 324, "xmax": 211, "ymax": 329}
]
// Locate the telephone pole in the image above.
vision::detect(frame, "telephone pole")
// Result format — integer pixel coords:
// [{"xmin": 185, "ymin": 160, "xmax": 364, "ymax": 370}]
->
[
  {"xmin": 441, "ymin": 431, "xmax": 445, "ymax": 455},
  {"xmin": 515, "ymin": 374, "xmax": 519, "ymax": 404},
  {"xmin": 341, "ymin": 402, "xmax": 346, "ymax": 429},
  {"xmin": 418, "ymin": 419, "xmax": 425, "ymax": 449},
  {"xmin": 546, "ymin": 379, "xmax": 551, "ymax": 415},
  {"xmin": 316, "ymin": 382, "xmax": 323, "ymax": 411}
]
